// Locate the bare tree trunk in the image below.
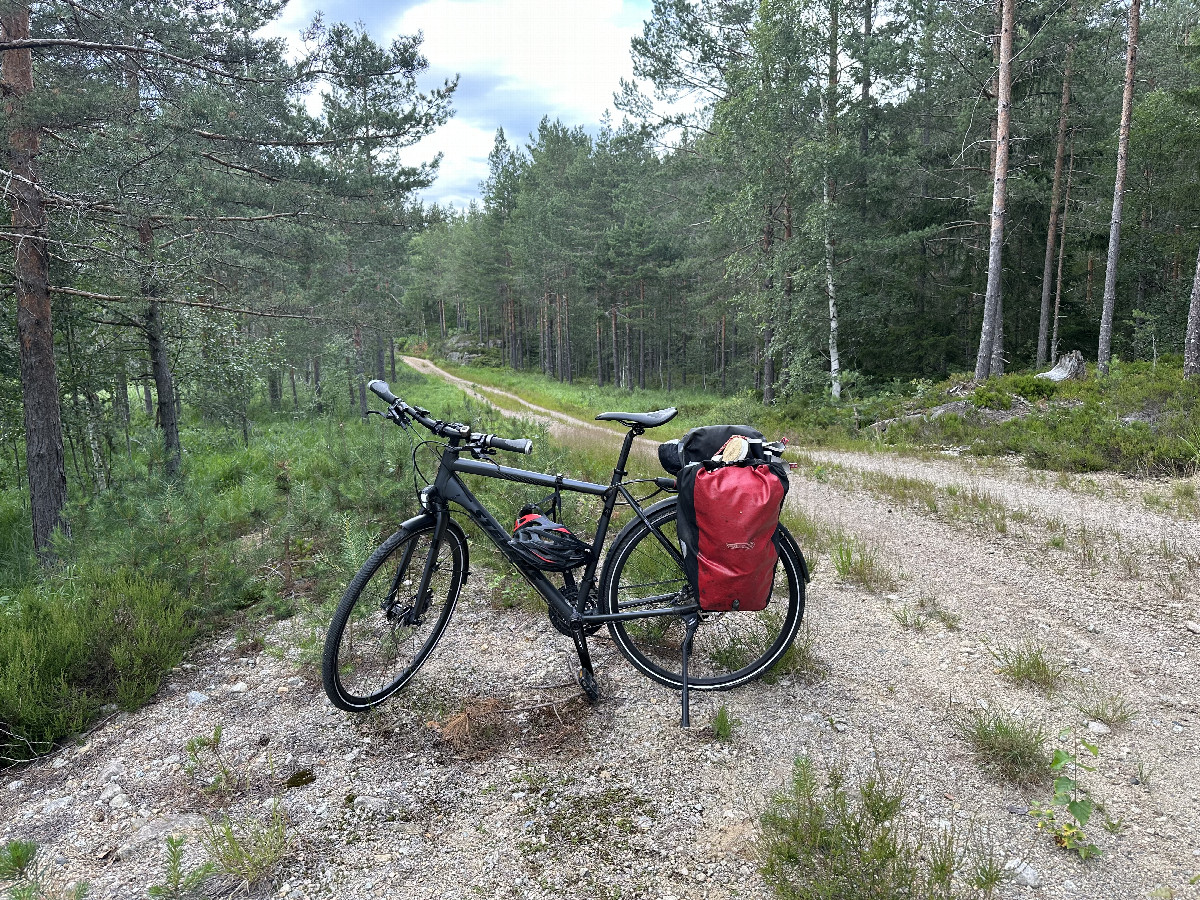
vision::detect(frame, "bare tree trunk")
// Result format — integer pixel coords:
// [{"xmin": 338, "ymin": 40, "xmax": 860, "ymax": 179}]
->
[
  {"xmin": 146, "ymin": 296, "xmax": 181, "ymax": 475},
  {"xmin": 1185, "ymin": 240, "xmax": 1200, "ymax": 378},
  {"xmin": 1098, "ymin": 0, "xmax": 1141, "ymax": 374},
  {"xmin": 860, "ymin": 0, "xmax": 873, "ymax": 156},
  {"xmin": 974, "ymin": 0, "xmax": 1015, "ymax": 381},
  {"xmin": 389, "ymin": 337, "xmax": 396, "ymax": 381},
  {"xmin": 3, "ymin": 5, "xmax": 68, "ymax": 556},
  {"xmin": 611, "ymin": 305, "xmax": 619, "ymax": 389},
  {"xmin": 762, "ymin": 327, "xmax": 775, "ymax": 404},
  {"xmin": 313, "ymin": 356, "xmax": 323, "ymax": 412},
  {"xmin": 720, "ymin": 313, "xmax": 727, "ymax": 392},
  {"xmin": 595, "ymin": 319, "xmax": 603, "ymax": 387},
  {"xmin": 1050, "ymin": 140, "xmax": 1075, "ymax": 364},
  {"xmin": 353, "ymin": 325, "xmax": 367, "ymax": 418},
  {"xmin": 139, "ymin": 221, "xmax": 181, "ymax": 476},
  {"xmin": 826, "ymin": 0, "xmax": 842, "ymax": 400},
  {"xmin": 1037, "ymin": 42, "xmax": 1074, "ymax": 367}
]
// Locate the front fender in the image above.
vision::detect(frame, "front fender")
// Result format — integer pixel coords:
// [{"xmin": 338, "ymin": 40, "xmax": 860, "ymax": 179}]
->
[{"xmin": 396, "ymin": 511, "xmax": 471, "ymax": 577}]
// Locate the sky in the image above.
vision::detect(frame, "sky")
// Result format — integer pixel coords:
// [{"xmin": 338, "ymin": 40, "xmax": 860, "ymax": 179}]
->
[{"xmin": 263, "ymin": 0, "xmax": 654, "ymax": 209}]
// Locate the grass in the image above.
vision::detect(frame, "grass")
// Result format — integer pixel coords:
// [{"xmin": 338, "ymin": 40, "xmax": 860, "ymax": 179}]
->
[
  {"xmin": 200, "ymin": 806, "xmax": 289, "ymax": 888},
  {"xmin": 760, "ymin": 756, "xmax": 1009, "ymax": 900},
  {"xmin": 917, "ymin": 596, "xmax": 961, "ymax": 629},
  {"xmin": 441, "ymin": 353, "xmax": 1200, "ymax": 478},
  {"xmin": 710, "ymin": 704, "xmax": 739, "ymax": 741},
  {"xmin": 989, "ymin": 642, "xmax": 1066, "ymax": 695},
  {"xmin": 0, "ymin": 840, "xmax": 87, "ymax": 899},
  {"xmin": 831, "ymin": 534, "xmax": 897, "ymax": 592},
  {"xmin": 878, "ymin": 360, "xmax": 1200, "ymax": 476},
  {"xmin": 1077, "ymin": 693, "xmax": 1138, "ymax": 729},
  {"xmin": 0, "ymin": 362, "xmax": 559, "ymax": 763},
  {"xmin": 954, "ymin": 707, "xmax": 1049, "ymax": 784},
  {"xmin": 765, "ymin": 623, "xmax": 830, "ymax": 684},
  {"xmin": 892, "ymin": 606, "xmax": 926, "ymax": 631}
]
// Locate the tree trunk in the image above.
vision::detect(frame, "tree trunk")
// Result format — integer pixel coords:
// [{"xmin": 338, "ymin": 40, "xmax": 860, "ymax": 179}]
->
[
  {"xmin": 762, "ymin": 326, "xmax": 775, "ymax": 404},
  {"xmin": 353, "ymin": 325, "xmax": 367, "ymax": 418},
  {"xmin": 268, "ymin": 370, "xmax": 282, "ymax": 410},
  {"xmin": 313, "ymin": 356, "xmax": 323, "ymax": 412},
  {"xmin": 1050, "ymin": 139, "xmax": 1075, "ymax": 364},
  {"xmin": 3, "ymin": 4, "xmax": 68, "ymax": 556},
  {"xmin": 1037, "ymin": 42, "xmax": 1074, "ymax": 367},
  {"xmin": 139, "ymin": 220, "xmax": 182, "ymax": 477},
  {"xmin": 1098, "ymin": 0, "xmax": 1141, "ymax": 374},
  {"xmin": 1185, "ymin": 240, "xmax": 1200, "ymax": 378},
  {"xmin": 611, "ymin": 305, "xmax": 619, "ymax": 389},
  {"xmin": 146, "ymin": 295, "xmax": 181, "ymax": 476},
  {"xmin": 974, "ymin": 0, "xmax": 1015, "ymax": 381},
  {"xmin": 826, "ymin": 0, "xmax": 842, "ymax": 400},
  {"xmin": 860, "ymin": 0, "xmax": 873, "ymax": 155},
  {"xmin": 595, "ymin": 319, "xmax": 604, "ymax": 387},
  {"xmin": 389, "ymin": 336, "xmax": 396, "ymax": 381}
]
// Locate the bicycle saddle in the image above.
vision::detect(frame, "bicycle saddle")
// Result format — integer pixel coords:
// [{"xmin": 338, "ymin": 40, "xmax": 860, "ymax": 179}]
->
[{"xmin": 595, "ymin": 407, "xmax": 678, "ymax": 428}]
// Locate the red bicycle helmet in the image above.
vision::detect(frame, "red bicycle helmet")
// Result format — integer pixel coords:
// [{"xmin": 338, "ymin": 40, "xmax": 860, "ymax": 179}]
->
[{"xmin": 510, "ymin": 513, "xmax": 590, "ymax": 571}]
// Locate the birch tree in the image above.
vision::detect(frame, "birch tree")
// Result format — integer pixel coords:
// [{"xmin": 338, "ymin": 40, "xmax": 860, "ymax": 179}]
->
[
  {"xmin": 1098, "ymin": 0, "xmax": 1141, "ymax": 375},
  {"xmin": 974, "ymin": 0, "xmax": 1015, "ymax": 381}
]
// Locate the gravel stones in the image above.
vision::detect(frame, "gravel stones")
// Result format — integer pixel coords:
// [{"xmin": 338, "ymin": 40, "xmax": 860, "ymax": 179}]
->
[{"xmin": 1004, "ymin": 858, "xmax": 1041, "ymax": 888}]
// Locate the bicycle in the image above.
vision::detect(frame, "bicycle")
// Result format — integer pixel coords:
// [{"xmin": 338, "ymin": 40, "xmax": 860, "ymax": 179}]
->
[{"xmin": 321, "ymin": 379, "xmax": 809, "ymax": 727}]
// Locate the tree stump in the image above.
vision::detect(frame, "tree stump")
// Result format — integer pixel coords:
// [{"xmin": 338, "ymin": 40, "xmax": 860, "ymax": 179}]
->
[{"xmin": 1037, "ymin": 350, "xmax": 1086, "ymax": 382}]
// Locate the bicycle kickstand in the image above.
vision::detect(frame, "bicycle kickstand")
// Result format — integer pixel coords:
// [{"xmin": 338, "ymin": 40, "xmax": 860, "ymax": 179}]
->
[
  {"xmin": 572, "ymin": 627, "xmax": 601, "ymax": 704},
  {"xmin": 679, "ymin": 613, "xmax": 701, "ymax": 728}
]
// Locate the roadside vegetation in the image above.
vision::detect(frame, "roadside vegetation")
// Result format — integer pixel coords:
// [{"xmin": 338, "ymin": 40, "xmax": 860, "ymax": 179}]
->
[
  {"xmin": 0, "ymin": 366, "xmax": 571, "ymax": 764},
  {"xmin": 439, "ymin": 355, "xmax": 1200, "ymax": 477}
]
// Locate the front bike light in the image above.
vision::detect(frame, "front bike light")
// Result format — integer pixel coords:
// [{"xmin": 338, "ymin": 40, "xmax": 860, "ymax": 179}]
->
[{"xmin": 418, "ymin": 486, "xmax": 435, "ymax": 511}]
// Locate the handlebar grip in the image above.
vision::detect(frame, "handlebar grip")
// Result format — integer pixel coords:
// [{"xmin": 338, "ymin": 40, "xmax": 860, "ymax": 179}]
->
[
  {"xmin": 367, "ymin": 380, "xmax": 398, "ymax": 404},
  {"xmin": 485, "ymin": 435, "xmax": 532, "ymax": 455}
]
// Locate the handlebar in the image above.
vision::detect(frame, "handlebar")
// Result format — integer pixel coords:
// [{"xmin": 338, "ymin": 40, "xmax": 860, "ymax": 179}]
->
[
  {"xmin": 367, "ymin": 379, "xmax": 533, "ymax": 455},
  {"xmin": 368, "ymin": 379, "xmax": 398, "ymax": 404}
]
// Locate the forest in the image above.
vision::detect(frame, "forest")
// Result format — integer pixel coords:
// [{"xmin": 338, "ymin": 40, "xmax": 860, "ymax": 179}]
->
[{"xmin": 2, "ymin": 0, "xmax": 1200, "ymax": 562}]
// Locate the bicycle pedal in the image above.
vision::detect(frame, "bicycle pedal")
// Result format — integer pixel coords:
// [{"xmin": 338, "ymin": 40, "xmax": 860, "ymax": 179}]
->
[{"xmin": 577, "ymin": 668, "xmax": 601, "ymax": 705}]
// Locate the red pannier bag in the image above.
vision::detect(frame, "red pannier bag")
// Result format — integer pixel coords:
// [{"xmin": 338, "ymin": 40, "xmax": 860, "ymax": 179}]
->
[{"xmin": 672, "ymin": 431, "xmax": 788, "ymax": 612}]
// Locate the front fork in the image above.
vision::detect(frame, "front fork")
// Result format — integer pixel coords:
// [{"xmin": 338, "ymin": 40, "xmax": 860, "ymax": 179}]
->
[{"xmin": 388, "ymin": 510, "xmax": 451, "ymax": 626}]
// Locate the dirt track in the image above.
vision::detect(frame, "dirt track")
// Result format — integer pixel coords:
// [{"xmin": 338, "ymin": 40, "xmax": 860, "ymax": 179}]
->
[{"xmin": 3, "ymin": 361, "xmax": 1198, "ymax": 900}]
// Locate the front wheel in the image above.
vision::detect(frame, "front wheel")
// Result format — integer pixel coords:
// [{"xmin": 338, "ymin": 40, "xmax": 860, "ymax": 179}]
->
[
  {"xmin": 600, "ymin": 503, "xmax": 805, "ymax": 690},
  {"xmin": 322, "ymin": 521, "xmax": 467, "ymax": 711}
]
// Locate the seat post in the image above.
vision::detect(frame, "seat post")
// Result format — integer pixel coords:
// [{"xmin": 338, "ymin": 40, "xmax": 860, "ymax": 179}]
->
[{"xmin": 611, "ymin": 425, "xmax": 642, "ymax": 484}]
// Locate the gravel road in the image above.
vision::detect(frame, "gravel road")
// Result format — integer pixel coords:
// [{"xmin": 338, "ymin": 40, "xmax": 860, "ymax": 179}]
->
[{"xmin": 3, "ymin": 363, "xmax": 1198, "ymax": 900}]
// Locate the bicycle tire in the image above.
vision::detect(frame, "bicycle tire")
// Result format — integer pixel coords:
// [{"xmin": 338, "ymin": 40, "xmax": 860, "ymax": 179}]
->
[
  {"xmin": 322, "ymin": 522, "xmax": 467, "ymax": 711},
  {"xmin": 600, "ymin": 502, "xmax": 804, "ymax": 690}
]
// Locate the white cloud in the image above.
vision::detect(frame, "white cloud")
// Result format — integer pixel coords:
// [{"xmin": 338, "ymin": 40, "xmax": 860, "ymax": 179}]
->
[
  {"xmin": 398, "ymin": 117, "xmax": 497, "ymax": 210},
  {"xmin": 259, "ymin": 0, "xmax": 651, "ymax": 206},
  {"xmin": 390, "ymin": 0, "xmax": 648, "ymax": 205},
  {"xmin": 392, "ymin": 0, "xmax": 643, "ymax": 122}
]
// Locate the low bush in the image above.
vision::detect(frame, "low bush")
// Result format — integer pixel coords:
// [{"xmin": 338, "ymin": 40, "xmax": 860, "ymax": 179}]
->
[
  {"xmin": 0, "ymin": 568, "xmax": 191, "ymax": 761},
  {"xmin": 760, "ymin": 756, "xmax": 1006, "ymax": 900}
]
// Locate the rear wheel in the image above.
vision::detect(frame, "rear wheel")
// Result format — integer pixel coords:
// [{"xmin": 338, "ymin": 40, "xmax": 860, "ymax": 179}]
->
[
  {"xmin": 322, "ymin": 523, "xmax": 466, "ymax": 711},
  {"xmin": 600, "ymin": 503, "xmax": 804, "ymax": 690}
]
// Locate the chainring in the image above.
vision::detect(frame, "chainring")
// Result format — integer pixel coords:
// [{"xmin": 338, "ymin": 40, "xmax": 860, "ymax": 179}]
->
[{"xmin": 547, "ymin": 587, "xmax": 602, "ymax": 637}]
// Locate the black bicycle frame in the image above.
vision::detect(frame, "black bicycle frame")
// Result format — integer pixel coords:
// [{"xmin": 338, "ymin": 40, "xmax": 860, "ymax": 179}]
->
[{"xmin": 425, "ymin": 427, "xmax": 697, "ymax": 631}]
